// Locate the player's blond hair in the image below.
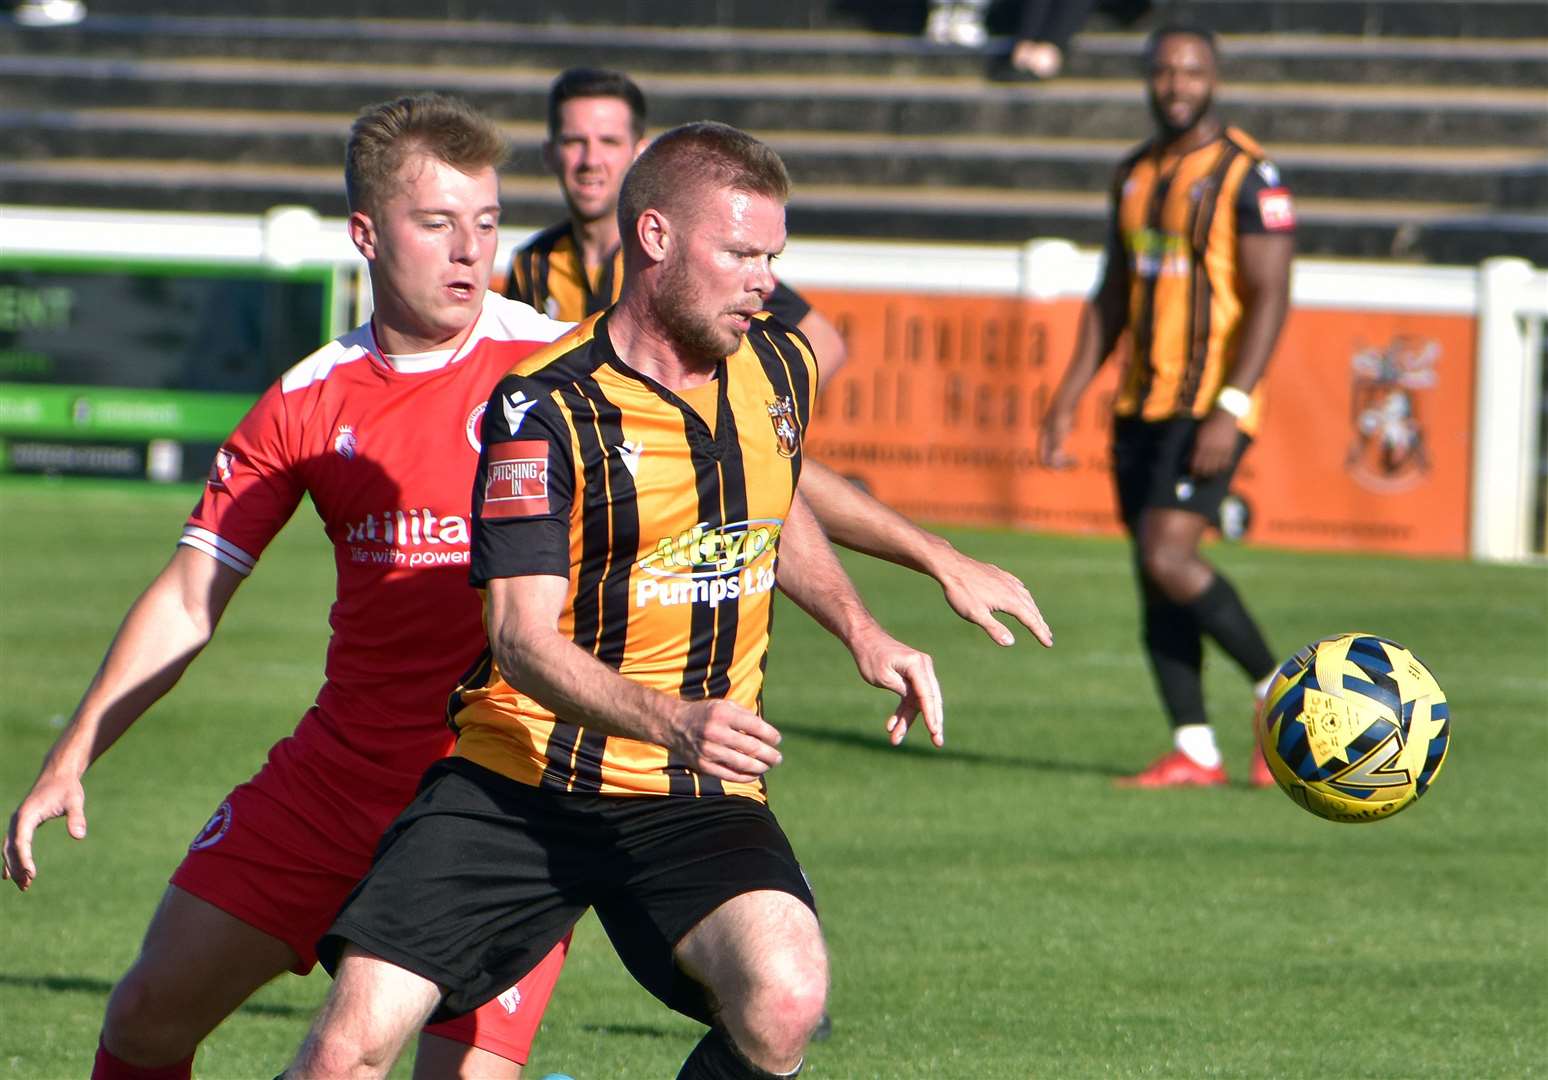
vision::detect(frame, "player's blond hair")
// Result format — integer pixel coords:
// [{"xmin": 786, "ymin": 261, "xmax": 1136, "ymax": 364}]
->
[
  {"xmin": 618, "ymin": 121, "xmax": 789, "ymax": 241},
  {"xmin": 345, "ymin": 94, "xmax": 508, "ymax": 214}
]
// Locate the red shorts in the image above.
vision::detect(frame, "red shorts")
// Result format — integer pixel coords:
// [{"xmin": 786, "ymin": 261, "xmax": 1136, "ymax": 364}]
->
[{"xmin": 169, "ymin": 737, "xmax": 568, "ymax": 1064}]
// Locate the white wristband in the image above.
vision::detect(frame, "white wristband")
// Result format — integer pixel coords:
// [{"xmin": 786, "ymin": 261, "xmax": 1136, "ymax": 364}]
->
[{"xmin": 1214, "ymin": 386, "xmax": 1252, "ymax": 419}]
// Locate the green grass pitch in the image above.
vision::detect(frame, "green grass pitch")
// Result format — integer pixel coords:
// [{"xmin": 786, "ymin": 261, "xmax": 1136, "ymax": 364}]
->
[{"xmin": 2, "ymin": 476, "xmax": 1544, "ymax": 1078}]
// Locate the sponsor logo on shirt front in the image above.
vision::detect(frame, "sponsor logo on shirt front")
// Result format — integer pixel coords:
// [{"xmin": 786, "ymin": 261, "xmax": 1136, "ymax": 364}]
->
[
  {"xmin": 343, "ymin": 507, "xmax": 471, "ymax": 567},
  {"xmin": 1128, "ymin": 227, "xmax": 1190, "ymax": 278},
  {"xmin": 635, "ymin": 518, "xmax": 781, "ymax": 609},
  {"xmin": 482, "ymin": 440, "xmax": 549, "ymax": 518}
]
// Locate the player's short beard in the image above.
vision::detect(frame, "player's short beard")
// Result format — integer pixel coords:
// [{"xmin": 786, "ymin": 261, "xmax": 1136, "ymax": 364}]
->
[
  {"xmin": 1149, "ymin": 88, "xmax": 1213, "ymax": 139},
  {"xmin": 651, "ymin": 247, "xmax": 740, "ymax": 361}
]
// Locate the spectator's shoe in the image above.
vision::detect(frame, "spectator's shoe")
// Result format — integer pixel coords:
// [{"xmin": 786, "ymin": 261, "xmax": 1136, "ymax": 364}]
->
[
  {"xmin": 923, "ymin": 4, "xmax": 954, "ymax": 44},
  {"xmin": 1115, "ymin": 750, "xmax": 1227, "ymax": 788},
  {"xmin": 946, "ymin": 6, "xmax": 988, "ymax": 47},
  {"xmin": 13, "ymin": 0, "xmax": 86, "ymax": 26}
]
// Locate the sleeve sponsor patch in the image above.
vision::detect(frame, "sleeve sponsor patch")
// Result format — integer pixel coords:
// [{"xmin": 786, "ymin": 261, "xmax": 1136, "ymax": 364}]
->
[
  {"xmin": 1257, "ymin": 187, "xmax": 1296, "ymax": 231},
  {"xmin": 482, "ymin": 440, "xmax": 550, "ymax": 518},
  {"xmin": 207, "ymin": 446, "xmax": 237, "ymax": 490}
]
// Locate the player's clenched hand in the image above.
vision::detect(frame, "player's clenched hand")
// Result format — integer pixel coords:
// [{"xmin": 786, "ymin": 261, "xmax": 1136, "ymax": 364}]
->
[
  {"xmin": 850, "ymin": 630, "xmax": 944, "ymax": 748},
  {"xmin": 1036, "ymin": 409, "xmax": 1076, "ymax": 470},
  {"xmin": 3, "ymin": 771, "xmax": 87, "ymax": 893},
  {"xmin": 668, "ymin": 699, "xmax": 783, "ymax": 784},
  {"xmin": 936, "ymin": 550, "xmax": 1054, "ymax": 649},
  {"xmin": 1190, "ymin": 410, "xmax": 1239, "ymax": 477}
]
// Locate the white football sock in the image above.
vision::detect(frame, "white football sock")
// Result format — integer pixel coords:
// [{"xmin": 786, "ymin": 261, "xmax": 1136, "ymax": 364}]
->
[
  {"xmin": 1174, "ymin": 724, "xmax": 1222, "ymax": 768},
  {"xmin": 1253, "ymin": 672, "xmax": 1276, "ymax": 701}
]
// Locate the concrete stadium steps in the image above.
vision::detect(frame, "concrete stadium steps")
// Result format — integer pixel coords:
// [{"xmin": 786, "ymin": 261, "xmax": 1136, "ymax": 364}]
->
[
  {"xmin": 3, "ymin": 157, "xmax": 1542, "ymax": 266},
  {"xmin": 8, "ymin": 109, "xmax": 1544, "ymax": 212},
  {"xmin": 7, "ymin": 18, "xmax": 1546, "ymax": 88},
  {"xmin": 5, "ymin": 54, "xmax": 1544, "ymax": 150},
  {"xmin": 74, "ymin": 0, "xmax": 1548, "ymax": 38},
  {"xmin": 1163, "ymin": 0, "xmax": 1548, "ymax": 38},
  {"xmin": 4, "ymin": 4, "xmax": 1542, "ymax": 265}
]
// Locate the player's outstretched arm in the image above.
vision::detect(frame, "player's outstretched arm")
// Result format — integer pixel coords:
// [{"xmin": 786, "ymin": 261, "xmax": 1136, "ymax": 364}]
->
[
  {"xmin": 776, "ymin": 493, "xmax": 944, "ymax": 747},
  {"xmin": 485, "ymin": 574, "xmax": 784, "ymax": 784},
  {"xmin": 3, "ymin": 546, "xmax": 244, "ymax": 892},
  {"xmin": 797, "ymin": 460, "xmax": 1052, "ymax": 649}
]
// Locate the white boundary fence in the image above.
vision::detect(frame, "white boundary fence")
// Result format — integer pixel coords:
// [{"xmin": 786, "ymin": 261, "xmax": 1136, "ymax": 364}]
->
[{"xmin": 4, "ymin": 204, "xmax": 1545, "ymax": 561}]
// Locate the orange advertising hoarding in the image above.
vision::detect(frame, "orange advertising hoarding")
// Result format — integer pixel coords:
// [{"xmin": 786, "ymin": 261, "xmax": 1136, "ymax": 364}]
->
[{"xmin": 803, "ymin": 288, "xmax": 1476, "ymax": 558}]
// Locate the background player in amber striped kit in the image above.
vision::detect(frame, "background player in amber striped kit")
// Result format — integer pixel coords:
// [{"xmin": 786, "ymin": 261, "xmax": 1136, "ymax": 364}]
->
[
  {"xmin": 506, "ymin": 66, "xmax": 849, "ymax": 383},
  {"xmin": 1037, "ymin": 24, "xmax": 1295, "ymax": 788},
  {"xmin": 289, "ymin": 122, "xmax": 997, "ymax": 1080}
]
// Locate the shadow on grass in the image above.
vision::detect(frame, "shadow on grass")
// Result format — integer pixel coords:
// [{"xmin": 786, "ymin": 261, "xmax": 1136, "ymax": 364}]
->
[
  {"xmin": 578, "ymin": 1021, "xmax": 684, "ymax": 1039},
  {"xmin": 0, "ymin": 972, "xmax": 311, "ymax": 1017},
  {"xmin": 779, "ymin": 720, "xmax": 1130, "ymax": 779}
]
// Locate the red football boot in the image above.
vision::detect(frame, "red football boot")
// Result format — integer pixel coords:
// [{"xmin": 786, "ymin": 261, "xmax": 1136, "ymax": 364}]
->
[
  {"xmin": 1115, "ymin": 750, "xmax": 1228, "ymax": 788},
  {"xmin": 1249, "ymin": 743, "xmax": 1276, "ymax": 788}
]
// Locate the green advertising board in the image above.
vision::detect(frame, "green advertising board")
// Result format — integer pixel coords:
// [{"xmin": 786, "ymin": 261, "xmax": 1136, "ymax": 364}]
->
[{"xmin": 0, "ymin": 254, "xmax": 341, "ymax": 481}]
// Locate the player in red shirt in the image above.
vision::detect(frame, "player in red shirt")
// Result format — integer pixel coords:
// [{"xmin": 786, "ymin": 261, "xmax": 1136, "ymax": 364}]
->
[
  {"xmin": 2, "ymin": 95, "xmax": 573, "ymax": 1080},
  {"xmin": 5, "ymin": 95, "xmax": 1050, "ymax": 1079}
]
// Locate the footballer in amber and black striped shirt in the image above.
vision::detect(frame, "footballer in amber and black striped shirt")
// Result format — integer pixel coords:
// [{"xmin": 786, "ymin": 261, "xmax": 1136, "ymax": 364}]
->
[
  {"xmin": 1037, "ymin": 23, "xmax": 1294, "ymax": 792},
  {"xmin": 450, "ymin": 306, "xmax": 817, "ymax": 801}
]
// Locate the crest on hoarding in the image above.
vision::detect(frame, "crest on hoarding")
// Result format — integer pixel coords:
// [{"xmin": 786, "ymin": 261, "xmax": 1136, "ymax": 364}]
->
[{"xmin": 1344, "ymin": 337, "xmax": 1437, "ymax": 493}]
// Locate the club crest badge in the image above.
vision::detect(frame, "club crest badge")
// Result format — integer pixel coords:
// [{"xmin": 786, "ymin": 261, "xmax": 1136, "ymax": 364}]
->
[
  {"xmin": 766, "ymin": 396, "xmax": 800, "ymax": 458},
  {"xmin": 189, "ymin": 801, "xmax": 233, "ymax": 851},
  {"xmin": 333, "ymin": 425, "xmax": 357, "ymax": 459},
  {"xmin": 1345, "ymin": 336, "xmax": 1437, "ymax": 493},
  {"xmin": 466, "ymin": 402, "xmax": 487, "ymax": 452}
]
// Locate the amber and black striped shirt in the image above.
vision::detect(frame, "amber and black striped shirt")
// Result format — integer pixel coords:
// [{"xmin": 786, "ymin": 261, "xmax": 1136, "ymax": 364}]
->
[
  {"xmin": 1108, "ymin": 126, "xmax": 1296, "ymax": 435},
  {"xmin": 449, "ymin": 310, "xmax": 818, "ymax": 801}
]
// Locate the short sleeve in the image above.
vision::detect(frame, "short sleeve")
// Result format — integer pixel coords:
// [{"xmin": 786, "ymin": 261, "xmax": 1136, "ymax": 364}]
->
[
  {"xmin": 763, "ymin": 279, "xmax": 813, "ymax": 327},
  {"xmin": 180, "ymin": 381, "xmax": 305, "ymax": 576},
  {"xmin": 469, "ymin": 375, "xmax": 576, "ymax": 586},
  {"xmin": 1236, "ymin": 159, "xmax": 1297, "ymax": 235}
]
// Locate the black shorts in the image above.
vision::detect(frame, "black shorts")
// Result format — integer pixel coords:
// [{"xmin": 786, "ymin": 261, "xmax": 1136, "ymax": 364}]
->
[
  {"xmin": 318, "ymin": 757, "xmax": 815, "ymax": 1024},
  {"xmin": 1112, "ymin": 416, "xmax": 1250, "ymax": 535}
]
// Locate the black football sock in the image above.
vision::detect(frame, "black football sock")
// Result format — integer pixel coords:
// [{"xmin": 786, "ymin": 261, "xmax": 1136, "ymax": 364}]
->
[
  {"xmin": 1143, "ymin": 587, "xmax": 1207, "ymax": 729},
  {"xmin": 676, "ymin": 1027, "xmax": 802, "ymax": 1080},
  {"xmin": 1187, "ymin": 573, "xmax": 1277, "ymax": 682}
]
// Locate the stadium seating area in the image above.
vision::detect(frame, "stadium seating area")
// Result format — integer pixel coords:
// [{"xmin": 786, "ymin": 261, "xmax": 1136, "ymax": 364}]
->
[{"xmin": 3, "ymin": 0, "xmax": 1544, "ymax": 264}]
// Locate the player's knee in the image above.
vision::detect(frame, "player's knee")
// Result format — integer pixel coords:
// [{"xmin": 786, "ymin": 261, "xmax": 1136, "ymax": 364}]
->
[
  {"xmin": 294, "ymin": 1029, "xmax": 394, "ymax": 1079},
  {"xmin": 102, "ymin": 968, "xmax": 194, "ymax": 1060},
  {"xmin": 1139, "ymin": 542, "xmax": 1190, "ymax": 593},
  {"xmin": 739, "ymin": 964, "xmax": 828, "ymax": 1060}
]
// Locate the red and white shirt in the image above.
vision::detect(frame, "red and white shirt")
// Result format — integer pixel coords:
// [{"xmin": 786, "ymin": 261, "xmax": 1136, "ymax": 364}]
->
[{"xmin": 181, "ymin": 292, "xmax": 571, "ymax": 799}]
